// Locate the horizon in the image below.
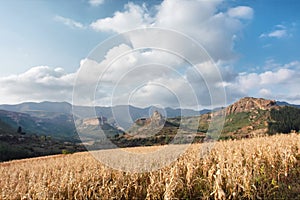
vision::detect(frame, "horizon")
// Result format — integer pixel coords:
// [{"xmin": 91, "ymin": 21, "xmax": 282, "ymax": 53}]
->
[{"xmin": 0, "ymin": 96, "xmax": 294, "ymax": 112}]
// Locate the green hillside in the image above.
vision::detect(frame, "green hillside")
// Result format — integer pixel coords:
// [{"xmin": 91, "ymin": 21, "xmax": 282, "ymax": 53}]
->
[
  {"xmin": 114, "ymin": 98, "xmax": 300, "ymax": 146},
  {"xmin": 0, "ymin": 110, "xmax": 78, "ymax": 141},
  {"xmin": 0, "ymin": 116, "xmax": 85, "ymax": 162}
]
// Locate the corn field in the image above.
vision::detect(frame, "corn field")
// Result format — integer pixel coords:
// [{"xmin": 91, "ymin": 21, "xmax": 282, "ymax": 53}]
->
[{"xmin": 0, "ymin": 133, "xmax": 299, "ymax": 199}]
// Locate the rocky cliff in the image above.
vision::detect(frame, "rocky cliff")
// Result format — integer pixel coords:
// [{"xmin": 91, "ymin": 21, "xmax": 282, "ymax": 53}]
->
[
  {"xmin": 226, "ymin": 97, "xmax": 277, "ymax": 115},
  {"xmin": 135, "ymin": 111, "xmax": 165, "ymax": 127},
  {"xmin": 82, "ymin": 116, "xmax": 107, "ymax": 126}
]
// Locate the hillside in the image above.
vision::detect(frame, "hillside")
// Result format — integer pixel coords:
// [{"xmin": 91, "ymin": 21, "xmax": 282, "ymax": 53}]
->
[
  {"xmin": 220, "ymin": 97, "xmax": 300, "ymax": 138},
  {"xmin": 0, "ymin": 101, "xmax": 72, "ymax": 115},
  {"xmin": 0, "ymin": 114, "xmax": 85, "ymax": 162},
  {"xmin": 225, "ymin": 97, "xmax": 277, "ymax": 114},
  {"xmin": 76, "ymin": 117, "xmax": 124, "ymax": 140},
  {"xmin": 218, "ymin": 97, "xmax": 278, "ymax": 139},
  {"xmin": 0, "ymin": 109, "xmax": 77, "ymax": 141},
  {"xmin": 115, "ymin": 97, "xmax": 300, "ymax": 145},
  {"xmin": 187, "ymin": 97, "xmax": 300, "ymax": 139}
]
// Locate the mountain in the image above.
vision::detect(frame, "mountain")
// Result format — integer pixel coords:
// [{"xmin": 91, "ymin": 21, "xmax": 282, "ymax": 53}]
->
[
  {"xmin": 0, "ymin": 109, "xmax": 77, "ymax": 141},
  {"xmin": 0, "ymin": 102, "xmax": 209, "ymax": 160},
  {"xmin": 0, "ymin": 101, "xmax": 208, "ymax": 120},
  {"xmin": 0, "ymin": 101, "xmax": 72, "ymax": 115},
  {"xmin": 1, "ymin": 97, "xmax": 300, "ymax": 153},
  {"xmin": 0, "ymin": 119, "xmax": 15, "ymax": 136},
  {"xmin": 218, "ymin": 97, "xmax": 278, "ymax": 138},
  {"xmin": 76, "ymin": 117, "xmax": 124, "ymax": 140},
  {"xmin": 276, "ymin": 101, "xmax": 300, "ymax": 108},
  {"xmin": 205, "ymin": 97, "xmax": 300, "ymax": 139},
  {"xmin": 226, "ymin": 97, "xmax": 278, "ymax": 115},
  {"xmin": 117, "ymin": 97, "xmax": 300, "ymax": 145},
  {"xmin": 127, "ymin": 110, "xmax": 168, "ymax": 138},
  {"xmin": 0, "ymin": 116, "xmax": 85, "ymax": 162},
  {"xmin": 0, "ymin": 102, "xmax": 208, "ymax": 148},
  {"xmin": 0, "ymin": 102, "xmax": 209, "ymax": 134}
]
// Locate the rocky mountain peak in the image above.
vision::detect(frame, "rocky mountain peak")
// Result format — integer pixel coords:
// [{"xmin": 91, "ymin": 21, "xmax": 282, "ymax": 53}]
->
[
  {"xmin": 134, "ymin": 110, "xmax": 165, "ymax": 127},
  {"xmin": 150, "ymin": 110, "xmax": 165, "ymax": 126},
  {"xmin": 226, "ymin": 97, "xmax": 277, "ymax": 115},
  {"xmin": 151, "ymin": 110, "xmax": 162, "ymax": 120}
]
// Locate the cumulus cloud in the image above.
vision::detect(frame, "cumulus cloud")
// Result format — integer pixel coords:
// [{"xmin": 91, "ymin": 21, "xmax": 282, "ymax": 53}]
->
[
  {"xmin": 73, "ymin": 43, "xmax": 209, "ymax": 108},
  {"xmin": 225, "ymin": 61, "xmax": 300, "ymax": 103},
  {"xmin": 90, "ymin": 0, "xmax": 253, "ymax": 62},
  {"xmin": 0, "ymin": 66, "xmax": 76, "ymax": 104},
  {"xmin": 7, "ymin": 1, "xmax": 299, "ymax": 108},
  {"xmin": 259, "ymin": 88, "xmax": 272, "ymax": 97},
  {"xmin": 54, "ymin": 15, "xmax": 85, "ymax": 29},
  {"xmin": 236, "ymin": 68, "xmax": 296, "ymax": 90},
  {"xmin": 90, "ymin": 3, "xmax": 153, "ymax": 33},
  {"xmin": 78, "ymin": 1, "xmax": 257, "ymax": 108},
  {"xmin": 227, "ymin": 6, "xmax": 254, "ymax": 19},
  {"xmin": 2, "ymin": 59, "xmax": 300, "ymax": 107}
]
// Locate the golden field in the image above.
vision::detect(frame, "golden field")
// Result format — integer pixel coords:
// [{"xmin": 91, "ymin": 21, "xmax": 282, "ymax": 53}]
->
[{"xmin": 0, "ymin": 134, "xmax": 300, "ymax": 200}]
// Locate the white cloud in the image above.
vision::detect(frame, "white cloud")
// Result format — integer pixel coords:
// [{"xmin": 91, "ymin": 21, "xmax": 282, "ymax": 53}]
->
[
  {"xmin": 78, "ymin": 1, "xmax": 258, "ymax": 108},
  {"xmin": 2, "ymin": 59, "xmax": 300, "ymax": 107},
  {"xmin": 269, "ymin": 30, "xmax": 287, "ymax": 38},
  {"xmin": 275, "ymin": 24, "xmax": 286, "ymax": 29},
  {"xmin": 264, "ymin": 30, "xmax": 287, "ymax": 38},
  {"xmin": 90, "ymin": 3, "xmax": 153, "ymax": 33},
  {"xmin": 227, "ymin": 6, "xmax": 254, "ymax": 19},
  {"xmin": 259, "ymin": 68, "xmax": 293, "ymax": 84},
  {"xmin": 73, "ymin": 43, "xmax": 204, "ymax": 108},
  {"xmin": 0, "ymin": 66, "xmax": 76, "ymax": 104},
  {"xmin": 7, "ymin": 1, "xmax": 300, "ymax": 107},
  {"xmin": 283, "ymin": 61, "xmax": 300, "ymax": 69},
  {"xmin": 89, "ymin": 0, "xmax": 104, "ymax": 7},
  {"xmin": 90, "ymin": 0, "xmax": 253, "ymax": 62},
  {"xmin": 228, "ymin": 61, "xmax": 300, "ymax": 103},
  {"xmin": 259, "ymin": 88, "xmax": 272, "ymax": 97},
  {"xmin": 54, "ymin": 15, "xmax": 85, "ymax": 29},
  {"xmin": 237, "ymin": 68, "xmax": 295, "ymax": 88},
  {"xmin": 260, "ymin": 25, "xmax": 289, "ymax": 39}
]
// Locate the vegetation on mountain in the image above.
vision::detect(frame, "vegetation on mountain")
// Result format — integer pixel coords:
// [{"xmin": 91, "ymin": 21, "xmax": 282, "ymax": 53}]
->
[
  {"xmin": 1, "ymin": 97, "xmax": 300, "ymax": 161},
  {"xmin": 0, "ymin": 110, "xmax": 78, "ymax": 141},
  {"xmin": 0, "ymin": 118, "xmax": 85, "ymax": 162},
  {"xmin": 269, "ymin": 106, "xmax": 300, "ymax": 134}
]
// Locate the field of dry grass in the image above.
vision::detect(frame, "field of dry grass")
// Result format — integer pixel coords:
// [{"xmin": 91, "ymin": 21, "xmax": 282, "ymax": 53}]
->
[{"xmin": 0, "ymin": 133, "xmax": 300, "ymax": 199}]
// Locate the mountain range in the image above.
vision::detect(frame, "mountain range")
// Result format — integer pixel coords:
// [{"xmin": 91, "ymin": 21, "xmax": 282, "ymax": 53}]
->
[
  {"xmin": 0, "ymin": 97, "xmax": 300, "ymax": 161},
  {"xmin": 0, "ymin": 102, "xmax": 208, "ymax": 118},
  {"xmin": 0, "ymin": 99, "xmax": 298, "ymax": 120}
]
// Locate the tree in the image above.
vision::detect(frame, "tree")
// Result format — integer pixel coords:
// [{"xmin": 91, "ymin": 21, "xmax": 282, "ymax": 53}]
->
[
  {"xmin": 17, "ymin": 126, "xmax": 22, "ymax": 134},
  {"xmin": 269, "ymin": 107, "xmax": 300, "ymax": 134}
]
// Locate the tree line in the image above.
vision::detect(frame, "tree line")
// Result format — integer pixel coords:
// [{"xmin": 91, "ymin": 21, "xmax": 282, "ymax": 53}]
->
[{"xmin": 268, "ymin": 106, "xmax": 300, "ymax": 134}]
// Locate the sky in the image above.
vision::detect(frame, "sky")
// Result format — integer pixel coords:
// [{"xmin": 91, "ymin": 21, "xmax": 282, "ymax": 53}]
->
[{"xmin": 0, "ymin": 0, "xmax": 299, "ymax": 109}]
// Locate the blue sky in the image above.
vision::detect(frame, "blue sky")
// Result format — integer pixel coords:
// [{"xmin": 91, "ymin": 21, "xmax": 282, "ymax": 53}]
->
[
  {"xmin": 0, "ymin": 0, "xmax": 161, "ymax": 75},
  {"xmin": 0, "ymin": 0, "xmax": 299, "ymax": 108},
  {"xmin": 234, "ymin": 0, "xmax": 300, "ymax": 72}
]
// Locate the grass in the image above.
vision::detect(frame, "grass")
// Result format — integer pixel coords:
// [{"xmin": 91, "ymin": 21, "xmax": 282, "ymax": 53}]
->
[
  {"xmin": 222, "ymin": 112, "xmax": 252, "ymax": 132},
  {"xmin": 0, "ymin": 133, "xmax": 299, "ymax": 199}
]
